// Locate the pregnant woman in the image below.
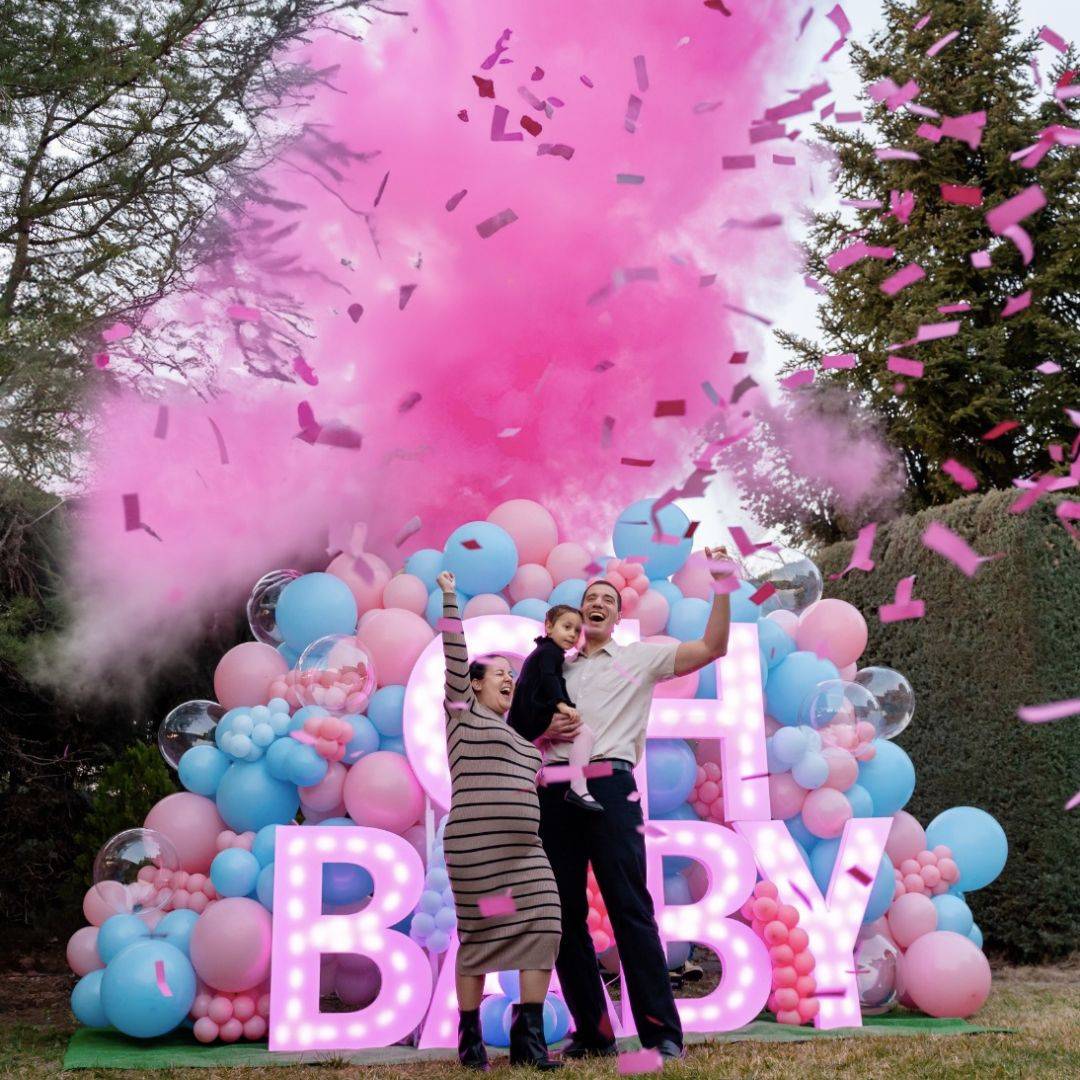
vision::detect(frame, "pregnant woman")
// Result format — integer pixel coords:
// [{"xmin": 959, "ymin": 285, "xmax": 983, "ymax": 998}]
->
[{"xmin": 437, "ymin": 570, "xmax": 562, "ymax": 1071}]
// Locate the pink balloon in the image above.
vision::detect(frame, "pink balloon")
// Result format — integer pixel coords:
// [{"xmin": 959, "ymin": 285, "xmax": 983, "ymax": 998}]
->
[
  {"xmin": 342, "ymin": 750, "xmax": 424, "ymax": 833},
  {"xmin": 144, "ymin": 792, "xmax": 227, "ymax": 874},
  {"xmin": 887, "ymin": 892, "xmax": 938, "ymax": 949},
  {"xmin": 193, "ymin": 1017, "xmax": 219, "ymax": 1043},
  {"xmin": 838, "ymin": 662, "xmax": 858, "ymax": 680},
  {"xmin": 208, "ymin": 995, "xmax": 234, "ymax": 1024},
  {"xmin": 355, "ymin": 608, "xmax": 433, "ymax": 687},
  {"xmin": 645, "ymin": 635, "xmax": 699, "ymax": 698},
  {"xmin": 243, "ymin": 1015, "xmax": 268, "ymax": 1040},
  {"xmin": 886, "ymin": 811, "xmax": 927, "ymax": 866},
  {"xmin": 334, "ymin": 953, "xmax": 382, "ymax": 1007},
  {"xmin": 821, "ymin": 747, "xmax": 858, "ymax": 792},
  {"xmin": 545, "ymin": 542, "xmax": 591, "ymax": 585},
  {"xmin": 67, "ymin": 926, "xmax": 103, "ymax": 975},
  {"xmin": 508, "ymin": 563, "xmax": 555, "ymax": 603},
  {"xmin": 214, "ymin": 641, "xmax": 288, "ymax": 711},
  {"xmin": 684, "ymin": 861, "xmax": 710, "ymax": 903},
  {"xmin": 801, "ymin": 787, "xmax": 853, "ymax": 839},
  {"xmin": 299, "ymin": 761, "xmax": 347, "ymax": 812},
  {"xmin": 190, "ymin": 897, "xmax": 272, "ymax": 992},
  {"xmin": 795, "ymin": 599, "xmax": 867, "ymax": 668},
  {"xmin": 902, "ymin": 931, "xmax": 991, "ymax": 1018},
  {"xmin": 672, "ymin": 551, "xmax": 714, "ymax": 601},
  {"xmin": 327, "ymin": 551, "xmax": 391, "ymax": 614},
  {"xmin": 487, "ymin": 499, "xmax": 559, "ymax": 565},
  {"xmin": 82, "ymin": 881, "xmax": 130, "ymax": 925},
  {"xmin": 381, "ymin": 573, "xmax": 429, "ymax": 616},
  {"xmin": 403, "ymin": 824, "xmax": 427, "ymax": 861},
  {"xmin": 768, "ymin": 772, "xmax": 808, "ymax": 820},
  {"xmin": 635, "ymin": 589, "xmax": 670, "ymax": 636},
  {"xmin": 463, "ymin": 593, "xmax": 511, "ymax": 618},
  {"xmin": 219, "ymin": 1018, "xmax": 244, "ymax": 1043},
  {"xmin": 357, "ymin": 609, "xmax": 382, "ymax": 628},
  {"xmin": 766, "ymin": 609, "xmax": 799, "ymax": 635}
]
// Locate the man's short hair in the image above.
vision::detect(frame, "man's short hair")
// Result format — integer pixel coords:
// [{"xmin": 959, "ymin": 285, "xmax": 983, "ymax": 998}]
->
[{"xmin": 583, "ymin": 579, "xmax": 622, "ymax": 611}]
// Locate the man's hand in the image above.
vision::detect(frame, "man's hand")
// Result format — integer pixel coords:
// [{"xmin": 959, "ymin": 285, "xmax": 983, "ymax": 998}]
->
[{"xmin": 545, "ymin": 709, "xmax": 583, "ymax": 743}]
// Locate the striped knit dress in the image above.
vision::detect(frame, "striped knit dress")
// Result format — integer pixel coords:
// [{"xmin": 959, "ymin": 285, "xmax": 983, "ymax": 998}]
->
[{"xmin": 440, "ymin": 596, "xmax": 562, "ymax": 976}]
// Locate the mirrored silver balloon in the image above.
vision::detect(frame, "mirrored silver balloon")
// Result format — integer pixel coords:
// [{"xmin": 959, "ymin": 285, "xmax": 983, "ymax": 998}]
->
[
  {"xmin": 742, "ymin": 546, "xmax": 823, "ymax": 615},
  {"xmin": 246, "ymin": 569, "xmax": 301, "ymax": 645},
  {"xmin": 854, "ymin": 666, "xmax": 915, "ymax": 740},
  {"xmin": 157, "ymin": 699, "xmax": 224, "ymax": 769},
  {"xmin": 856, "ymin": 933, "xmax": 901, "ymax": 1014}
]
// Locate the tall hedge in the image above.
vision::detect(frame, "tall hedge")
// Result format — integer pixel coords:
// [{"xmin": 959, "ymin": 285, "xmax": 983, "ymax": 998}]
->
[{"xmin": 816, "ymin": 489, "xmax": 1080, "ymax": 960}]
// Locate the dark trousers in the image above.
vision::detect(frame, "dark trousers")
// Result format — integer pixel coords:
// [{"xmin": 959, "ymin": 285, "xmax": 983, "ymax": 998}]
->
[{"xmin": 538, "ymin": 769, "xmax": 682, "ymax": 1050}]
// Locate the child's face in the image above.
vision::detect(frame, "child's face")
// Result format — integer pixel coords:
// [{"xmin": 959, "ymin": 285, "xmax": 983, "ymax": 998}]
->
[{"xmin": 548, "ymin": 611, "xmax": 583, "ymax": 650}]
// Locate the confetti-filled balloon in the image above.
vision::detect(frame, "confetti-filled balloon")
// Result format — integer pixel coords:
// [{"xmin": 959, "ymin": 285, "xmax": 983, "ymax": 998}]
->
[{"xmin": 93, "ymin": 828, "xmax": 180, "ymax": 917}]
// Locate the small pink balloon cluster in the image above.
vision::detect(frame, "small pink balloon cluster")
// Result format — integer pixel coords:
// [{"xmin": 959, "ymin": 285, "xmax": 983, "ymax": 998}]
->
[
  {"xmin": 603, "ymin": 558, "xmax": 650, "ymax": 616},
  {"xmin": 892, "ymin": 845, "xmax": 961, "ymax": 899},
  {"xmin": 216, "ymin": 829, "xmax": 255, "ymax": 852},
  {"xmin": 300, "ymin": 714, "xmax": 354, "ymax": 761},
  {"xmin": 190, "ymin": 984, "xmax": 271, "ymax": 1043},
  {"xmin": 819, "ymin": 719, "xmax": 877, "ymax": 762},
  {"xmin": 139, "ymin": 866, "xmax": 218, "ymax": 914},
  {"xmin": 741, "ymin": 880, "xmax": 819, "ymax": 1026},
  {"xmin": 688, "ymin": 761, "xmax": 726, "ymax": 824},
  {"xmin": 585, "ymin": 866, "xmax": 614, "ymax": 953}
]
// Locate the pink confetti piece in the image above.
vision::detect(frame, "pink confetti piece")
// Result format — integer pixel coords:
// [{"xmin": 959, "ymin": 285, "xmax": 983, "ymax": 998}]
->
[
  {"xmin": 813, "ymin": 988, "xmax": 850, "ymax": 999},
  {"xmin": 803, "ymin": 274, "xmax": 827, "ymax": 294},
  {"xmin": 621, "ymin": 457, "xmax": 655, "ymax": 468},
  {"xmin": 1037, "ymin": 361, "xmax": 1061, "ymax": 375},
  {"xmin": 880, "ymin": 264, "xmax": 925, "ymax": 295},
  {"xmin": 722, "ymin": 154, "xmax": 755, "ymax": 169},
  {"xmin": 704, "ymin": 0, "xmax": 733, "ymax": 13},
  {"xmin": 394, "ymin": 516, "xmax": 422, "ymax": 548},
  {"xmin": 1010, "ymin": 472, "xmax": 1058, "ymax": 514},
  {"xmin": 926, "ymin": 29, "xmax": 960, "ymax": 56},
  {"xmin": 847, "ymin": 866, "xmax": 872, "ymax": 886},
  {"xmin": 618, "ymin": 1048, "xmax": 664, "ymax": 1075},
  {"xmin": 1003, "ymin": 224, "xmax": 1034, "ymax": 266},
  {"xmin": 986, "ymin": 184, "xmax": 1046, "ymax": 236},
  {"xmin": 836, "ymin": 110, "xmax": 863, "ymax": 123},
  {"xmin": 654, "ymin": 399, "xmax": 686, "ymax": 418},
  {"xmin": 942, "ymin": 459, "xmax": 978, "ymax": 491},
  {"xmin": 1001, "ymin": 290, "xmax": 1032, "ymax": 319},
  {"xmin": 879, "ymin": 575, "xmax": 925, "ymax": 623},
  {"xmin": 887, "ymin": 356, "xmax": 924, "ymax": 378},
  {"xmin": 292, "ymin": 355, "xmax": 318, "ymax": 386},
  {"xmin": 819, "ymin": 101, "xmax": 835, "ymax": 120},
  {"xmin": 789, "ymin": 879, "xmax": 813, "ymax": 907},
  {"xmin": 797, "ymin": 7, "xmax": 814, "ymax": 38},
  {"xmin": 725, "ymin": 213, "xmax": 783, "ymax": 229},
  {"xmin": 970, "ymin": 249, "xmax": 991, "ymax": 269},
  {"xmin": 490, "ymin": 104, "xmax": 523, "ymax": 142},
  {"xmin": 616, "ymin": 173, "xmax": 645, "ymax": 185},
  {"xmin": 888, "ymin": 189, "xmax": 916, "ymax": 224},
  {"xmin": 347, "ymin": 302, "xmax": 364, "ymax": 322},
  {"xmin": 461, "ymin": 538, "xmax": 482, "ymax": 551},
  {"xmin": 822, "ymin": 352, "xmax": 857, "ymax": 369},
  {"xmin": 1039, "ymin": 26, "xmax": 1068, "ymax": 53},
  {"xmin": 821, "ymin": 3, "xmax": 851, "ymax": 62},
  {"xmin": 750, "ymin": 582, "xmax": 778, "ymax": 606},
  {"xmin": 153, "ymin": 405, "xmax": 169, "ymax": 439},
  {"xmin": 435, "ymin": 617, "xmax": 463, "ymax": 634},
  {"xmin": 122, "ymin": 493, "xmax": 141, "ymax": 532},
  {"xmin": 102, "ymin": 321, "xmax": 133, "ymax": 342},
  {"xmin": 445, "ymin": 189, "xmax": 468, "ymax": 212},
  {"xmin": 290, "ymin": 728, "xmax": 317, "ymax": 746},
  {"xmin": 922, "ymin": 521, "xmax": 1002, "ymax": 577},
  {"xmin": 750, "ymin": 122, "xmax": 788, "ymax": 143},
  {"xmin": 1019, "ymin": 698, "xmax": 1080, "ymax": 724},
  {"xmin": 1066, "ymin": 791, "xmax": 1080, "ymax": 812},
  {"xmin": 829, "ymin": 522, "xmax": 877, "ymax": 580},
  {"xmin": 547, "ymin": 96, "xmax": 564, "ymax": 108},
  {"xmin": 625, "ymin": 93, "xmax": 643, "ymax": 133},
  {"xmin": 842, "ymin": 198, "xmax": 883, "ymax": 209},
  {"xmin": 398, "ymin": 284, "xmax": 418, "ymax": 310},
  {"xmin": 372, "ymin": 170, "xmax": 390, "ymax": 207},
  {"xmin": 723, "ymin": 302, "xmax": 772, "ymax": 326},
  {"xmin": 155, "ymin": 960, "xmax": 172, "ymax": 997},
  {"xmin": 729, "ymin": 526, "xmax": 772, "ymax": 558},
  {"xmin": 520, "ymin": 114, "xmax": 543, "ymax": 137},
  {"xmin": 916, "ymin": 122, "xmax": 943, "ymax": 143},
  {"xmin": 782, "ymin": 368, "xmax": 815, "ymax": 389},
  {"xmin": 480, "ymin": 27, "xmax": 512, "ymax": 70},
  {"xmin": 937, "ymin": 302, "xmax": 971, "ymax": 314},
  {"xmin": 398, "ymin": 391, "xmax": 422, "ymax": 413},
  {"xmin": 773, "ymin": 153, "xmax": 797, "ymax": 165},
  {"xmin": 826, "ymin": 242, "xmax": 895, "ymax": 273},
  {"xmin": 634, "ymin": 54, "xmax": 649, "ymax": 93},
  {"xmin": 983, "ymin": 420, "xmax": 1019, "ymax": 441},
  {"xmin": 476, "ymin": 209, "xmax": 518, "ymax": 239},
  {"xmin": 478, "ymin": 891, "xmax": 517, "ymax": 918},
  {"xmin": 207, "ymin": 418, "xmax": 229, "ymax": 465},
  {"xmin": 940, "ymin": 111, "xmax": 986, "ymax": 149},
  {"xmin": 876, "ymin": 148, "xmax": 921, "ymax": 161},
  {"xmin": 537, "ymin": 143, "xmax": 575, "ymax": 160},
  {"xmin": 226, "ymin": 304, "xmax": 260, "ymax": 322},
  {"xmin": 92, "ymin": 352, "xmax": 109, "ymax": 368},
  {"xmin": 941, "ymin": 183, "xmax": 983, "ymax": 206},
  {"xmin": 531, "ymin": 66, "xmax": 544, "ymax": 81},
  {"xmin": 914, "ymin": 13, "xmax": 932, "ymax": 31},
  {"xmin": 1030, "ymin": 57, "xmax": 1042, "ymax": 89},
  {"xmin": 915, "ymin": 320, "xmax": 961, "ymax": 343},
  {"xmin": 580, "ymin": 74, "xmax": 594, "ymax": 88}
]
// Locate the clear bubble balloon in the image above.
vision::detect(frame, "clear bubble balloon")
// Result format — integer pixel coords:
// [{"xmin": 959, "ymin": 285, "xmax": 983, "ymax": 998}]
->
[
  {"xmin": 246, "ymin": 569, "xmax": 302, "ymax": 646},
  {"xmin": 799, "ymin": 680, "xmax": 884, "ymax": 744},
  {"xmin": 157, "ymin": 700, "xmax": 224, "ymax": 769},
  {"xmin": 93, "ymin": 828, "xmax": 180, "ymax": 917},
  {"xmin": 856, "ymin": 933, "xmax": 901, "ymax": 1014},
  {"xmin": 854, "ymin": 666, "xmax": 915, "ymax": 740},
  {"xmin": 741, "ymin": 546, "xmax": 823, "ymax": 615},
  {"xmin": 295, "ymin": 634, "xmax": 377, "ymax": 715}
]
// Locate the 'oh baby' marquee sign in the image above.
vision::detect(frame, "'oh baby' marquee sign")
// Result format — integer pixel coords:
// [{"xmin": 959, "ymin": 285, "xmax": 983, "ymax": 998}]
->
[{"xmin": 268, "ymin": 617, "xmax": 890, "ymax": 1053}]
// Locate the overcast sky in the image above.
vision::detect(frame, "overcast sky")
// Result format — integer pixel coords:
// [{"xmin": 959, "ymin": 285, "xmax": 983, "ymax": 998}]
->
[{"xmin": 683, "ymin": 0, "xmax": 1077, "ymax": 549}]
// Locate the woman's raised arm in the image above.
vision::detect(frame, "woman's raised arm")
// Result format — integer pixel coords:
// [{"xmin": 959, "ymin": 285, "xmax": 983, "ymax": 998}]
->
[{"xmin": 437, "ymin": 571, "xmax": 471, "ymax": 706}]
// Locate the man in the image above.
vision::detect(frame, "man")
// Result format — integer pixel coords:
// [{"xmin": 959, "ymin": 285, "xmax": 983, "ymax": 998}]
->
[{"xmin": 508, "ymin": 546, "xmax": 733, "ymax": 1063}]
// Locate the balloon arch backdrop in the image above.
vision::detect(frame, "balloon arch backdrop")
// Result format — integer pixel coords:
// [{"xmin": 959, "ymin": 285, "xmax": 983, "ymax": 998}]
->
[{"xmin": 68, "ymin": 498, "xmax": 1005, "ymax": 1051}]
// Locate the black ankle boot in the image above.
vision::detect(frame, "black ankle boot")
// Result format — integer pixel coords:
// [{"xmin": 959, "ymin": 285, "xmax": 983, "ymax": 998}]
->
[
  {"xmin": 509, "ymin": 1003, "xmax": 562, "ymax": 1070},
  {"xmin": 458, "ymin": 1008, "xmax": 489, "ymax": 1071}
]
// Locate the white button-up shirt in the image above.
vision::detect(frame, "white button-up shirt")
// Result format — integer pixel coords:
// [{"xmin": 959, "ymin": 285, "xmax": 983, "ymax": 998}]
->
[{"xmin": 545, "ymin": 638, "xmax": 679, "ymax": 766}]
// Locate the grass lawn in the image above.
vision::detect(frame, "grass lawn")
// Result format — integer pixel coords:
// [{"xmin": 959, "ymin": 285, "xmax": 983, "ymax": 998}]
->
[{"xmin": 1, "ymin": 963, "xmax": 1077, "ymax": 1078}]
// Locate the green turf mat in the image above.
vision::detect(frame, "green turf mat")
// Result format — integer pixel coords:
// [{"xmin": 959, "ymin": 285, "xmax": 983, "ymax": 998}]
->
[{"xmin": 63, "ymin": 1013, "xmax": 1009, "ymax": 1070}]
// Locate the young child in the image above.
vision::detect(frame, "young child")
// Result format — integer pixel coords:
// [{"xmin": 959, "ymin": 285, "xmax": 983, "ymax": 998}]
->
[{"xmin": 509, "ymin": 605, "xmax": 603, "ymax": 813}]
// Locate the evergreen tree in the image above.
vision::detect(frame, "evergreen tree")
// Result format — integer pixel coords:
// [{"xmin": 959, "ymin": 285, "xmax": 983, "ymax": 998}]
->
[{"xmin": 740, "ymin": 0, "xmax": 1078, "ymax": 546}]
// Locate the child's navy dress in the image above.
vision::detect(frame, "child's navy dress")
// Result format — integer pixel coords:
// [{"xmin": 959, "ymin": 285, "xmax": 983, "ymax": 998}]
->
[{"xmin": 508, "ymin": 636, "xmax": 574, "ymax": 741}]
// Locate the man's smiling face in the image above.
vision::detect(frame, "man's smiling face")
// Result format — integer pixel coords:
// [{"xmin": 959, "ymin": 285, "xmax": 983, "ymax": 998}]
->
[{"xmin": 581, "ymin": 581, "xmax": 621, "ymax": 639}]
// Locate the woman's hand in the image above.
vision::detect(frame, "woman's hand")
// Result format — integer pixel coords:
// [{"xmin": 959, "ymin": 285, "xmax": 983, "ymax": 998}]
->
[
  {"xmin": 436, "ymin": 570, "xmax": 457, "ymax": 595},
  {"xmin": 704, "ymin": 545, "xmax": 735, "ymax": 580}
]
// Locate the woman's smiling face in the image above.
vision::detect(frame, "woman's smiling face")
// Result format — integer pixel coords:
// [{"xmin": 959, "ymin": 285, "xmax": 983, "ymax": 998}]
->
[{"xmin": 472, "ymin": 655, "xmax": 515, "ymax": 714}]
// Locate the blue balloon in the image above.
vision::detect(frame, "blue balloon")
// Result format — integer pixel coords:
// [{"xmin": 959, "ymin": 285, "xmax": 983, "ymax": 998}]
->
[
  {"xmin": 155, "ymin": 910, "xmax": 199, "ymax": 957},
  {"xmin": 845, "ymin": 783, "xmax": 874, "ymax": 818},
  {"xmin": 100, "ymin": 940, "xmax": 196, "ymax": 1038},
  {"xmin": 405, "ymin": 548, "xmax": 444, "ymax": 591},
  {"xmin": 765, "ymin": 651, "xmax": 841, "ymax": 726},
  {"xmin": 379, "ymin": 735, "xmax": 406, "ymax": 755},
  {"xmin": 210, "ymin": 848, "xmax": 261, "ymax": 898},
  {"xmin": 214, "ymin": 707, "xmax": 250, "ymax": 750},
  {"xmin": 784, "ymin": 814, "xmax": 817, "ymax": 852},
  {"xmin": 342, "ymin": 715, "xmax": 380, "ymax": 764},
  {"xmin": 548, "ymin": 578, "xmax": 586, "ymax": 607},
  {"xmin": 863, "ymin": 853, "xmax": 896, "ymax": 923},
  {"xmin": 444, "ymin": 522, "xmax": 519, "ymax": 595},
  {"xmin": 925, "ymin": 807, "xmax": 1007, "ymax": 892},
  {"xmin": 480, "ymin": 993, "xmax": 513, "ymax": 1047},
  {"xmin": 287, "ymin": 743, "xmax": 330, "ymax": 788},
  {"xmin": 276, "ymin": 572, "xmax": 358, "ymax": 653},
  {"xmin": 932, "ymin": 893, "xmax": 974, "ymax": 936},
  {"xmin": 968, "ymin": 923, "xmax": 984, "ymax": 949},
  {"xmin": 546, "ymin": 994, "xmax": 571, "ymax": 1044},
  {"xmin": 653, "ymin": 801, "xmax": 699, "ymax": 873},
  {"xmin": 729, "ymin": 579, "xmax": 763, "ymax": 624},
  {"xmin": 498, "ymin": 970, "xmax": 521, "ymax": 999},
  {"xmin": 649, "ymin": 579, "xmax": 684, "ymax": 609},
  {"xmin": 256, "ymin": 863, "xmax": 275, "ymax": 910},
  {"xmin": 857, "ymin": 740, "xmax": 916, "ymax": 816},
  {"xmin": 613, "ymin": 499, "xmax": 692, "ymax": 580},
  {"xmin": 792, "ymin": 752, "xmax": 829, "ymax": 790},
  {"xmin": 72, "ymin": 970, "xmax": 108, "ymax": 1028},
  {"xmin": 367, "ymin": 685, "xmax": 406, "ymax": 737},
  {"xmin": 323, "ymin": 861, "xmax": 373, "ymax": 907},
  {"xmin": 264, "ymin": 737, "xmax": 295, "ymax": 780},
  {"xmin": 809, "ymin": 837, "xmax": 840, "ymax": 893},
  {"xmin": 663, "ymin": 873, "xmax": 692, "ymax": 905},
  {"xmin": 426, "ymin": 586, "xmax": 471, "ymax": 627},
  {"xmin": 253, "ymin": 824, "xmax": 280, "ymax": 867},
  {"xmin": 772, "ymin": 726, "xmax": 808, "ymax": 766},
  {"xmin": 511, "ymin": 598, "xmax": 550, "ymax": 621},
  {"xmin": 645, "ymin": 739, "xmax": 697, "ymax": 815},
  {"xmin": 666, "ymin": 597, "xmax": 710, "ymax": 642},
  {"xmin": 97, "ymin": 914, "xmax": 150, "ymax": 964},
  {"xmin": 759, "ymin": 648, "xmax": 770, "ymax": 691},
  {"xmin": 695, "ymin": 662, "xmax": 717, "ymax": 699},
  {"xmin": 178, "ymin": 744, "xmax": 230, "ymax": 797},
  {"xmin": 758, "ymin": 619, "xmax": 796, "ymax": 668},
  {"xmin": 215, "ymin": 760, "xmax": 300, "ymax": 833}
]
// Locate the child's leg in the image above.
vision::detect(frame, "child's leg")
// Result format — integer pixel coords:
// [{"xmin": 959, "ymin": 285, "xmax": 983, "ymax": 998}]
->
[{"xmin": 568, "ymin": 726, "xmax": 595, "ymax": 798}]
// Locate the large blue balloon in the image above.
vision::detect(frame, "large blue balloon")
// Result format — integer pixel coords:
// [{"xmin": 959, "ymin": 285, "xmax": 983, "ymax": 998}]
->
[
  {"xmin": 511, "ymin": 598, "xmax": 550, "ymax": 621},
  {"xmin": 666, "ymin": 597, "xmax": 710, "ymax": 642},
  {"xmin": 932, "ymin": 893, "xmax": 975, "ymax": 935},
  {"xmin": 765, "ymin": 651, "xmax": 841, "ymax": 726},
  {"xmin": 645, "ymin": 739, "xmax": 697, "ymax": 815},
  {"xmin": 729, "ymin": 579, "xmax": 764, "ymax": 624},
  {"xmin": 97, "ymin": 914, "xmax": 150, "ymax": 964},
  {"xmin": 256, "ymin": 863, "xmax": 275, "ymax": 910},
  {"xmin": 210, "ymin": 848, "xmax": 261, "ymax": 898},
  {"xmin": 309, "ymin": 816, "xmax": 375, "ymax": 908},
  {"xmin": 276, "ymin": 572, "xmax": 358, "ymax": 653},
  {"xmin": 480, "ymin": 993, "xmax": 514, "ymax": 1047},
  {"xmin": 925, "ymin": 807, "xmax": 1007, "ymax": 892},
  {"xmin": 758, "ymin": 619, "xmax": 796, "ymax": 668},
  {"xmin": 498, "ymin": 970, "xmax": 521, "ymax": 999},
  {"xmin": 612, "ymin": 499, "xmax": 692, "ymax": 580},
  {"xmin": 845, "ymin": 783, "xmax": 874, "ymax": 818},
  {"xmin": 405, "ymin": 548, "xmax": 444, "ymax": 591},
  {"xmin": 546, "ymin": 994, "xmax": 571, "ymax": 1044},
  {"xmin": 155, "ymin": 909, "xmax": 199, "ymax": 957},
  {"xmin": 664, "ymin": 873, "xmax": 692, "ymax": 905},
  {"xmin": 216, "ymin": 760, "xmax": 300, "ymax": 833},
  {"xmin": 444, "ymin": 521, "xmax": 519, "ymax": 595},
  {"xmin": 178, "ymin": 744, "xmax": 230, "ymax": 797},
  {"xmin": 857, "ymin": 740, "xmax": 916, "ymax": 816},
  {"xmin": 425, "ymin": 586, "xmax": 471, "ymax": 627},
  {"xmin": 367, "ymin": 685, "xmax": 406, "ymax": 737},
  {"xmin": 342, "ymin": 714, "xmax": 380, "ymax": 765},
  {"xmin": 863, "ymin": 853, "xmax": 896, "ymax": 923},
  {"xmin": 72, "ymin": 969, "xmax": 108, "ymax": 1028},
  {"xmin": 809, "ymin": 837, "xmax": 840, "ymax": 894},
  {"xmin": 253, "ymin": 824, "xmax": 280, "ymax": 867},
  {"xmin": 548, "ymin": 578, "xmax": 586, "ymax": 607},
  {"xmin": 100, "ymin": 940, "xmax": 196, "ymax": 1038}
]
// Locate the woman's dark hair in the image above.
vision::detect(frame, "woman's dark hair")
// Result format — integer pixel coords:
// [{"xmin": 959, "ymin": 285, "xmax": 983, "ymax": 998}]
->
[{"xmin": 469, "ymin": 654, "xmax": 511, "ymax": 682}]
